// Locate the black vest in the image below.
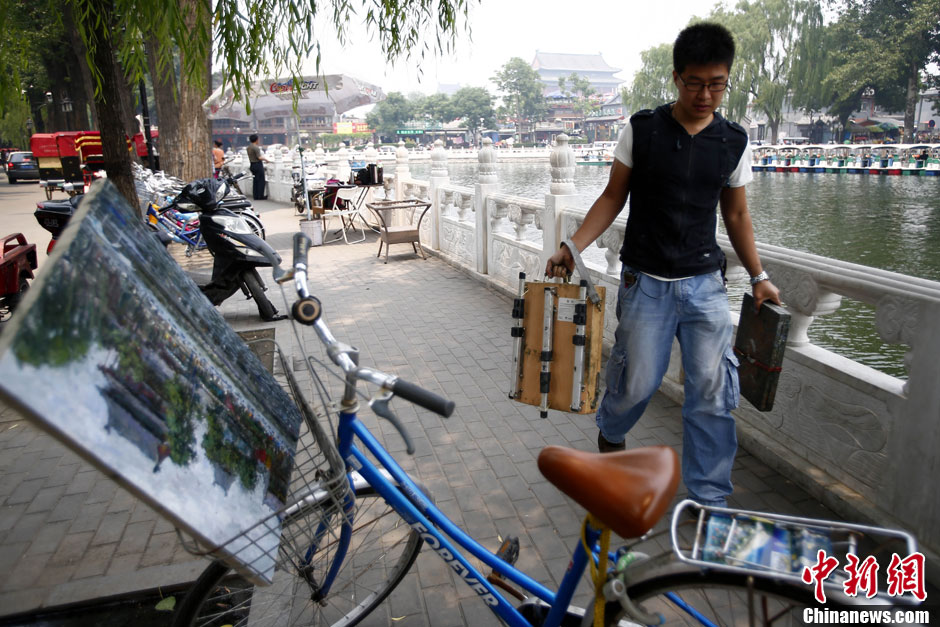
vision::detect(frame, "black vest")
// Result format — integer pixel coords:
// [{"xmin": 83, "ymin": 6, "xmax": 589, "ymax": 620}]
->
[{"xmin": 619, "ymin": 104, "xmax": 748, "ymax": 278}]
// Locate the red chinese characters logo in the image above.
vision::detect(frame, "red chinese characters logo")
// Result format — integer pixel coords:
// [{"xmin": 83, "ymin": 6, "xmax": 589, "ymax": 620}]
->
[
  {"xmin": 843, "ymin": 554, "xmax": 879, "ymax": 599},
  {"xmin": 801, "ymin": 550, "xmax": 839, "ymax": 603},
  {"xmin": 886, "ymin": 552, "xmax": 926, "ymax": 601},
  {"xmin": 801, "ymin": 550, "xmax": 927, "ymax": 603}
]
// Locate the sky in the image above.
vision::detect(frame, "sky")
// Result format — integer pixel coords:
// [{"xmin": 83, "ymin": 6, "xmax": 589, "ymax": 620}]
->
[{"xmin": 304, "ymin": 0, "xmax": 730, "ymax": 107}]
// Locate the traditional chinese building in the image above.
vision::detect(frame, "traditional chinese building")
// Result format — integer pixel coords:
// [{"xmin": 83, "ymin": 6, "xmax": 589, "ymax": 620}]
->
[{"xmin": 531, "ymin": 52, "xmax": 624, "ymax": 97}]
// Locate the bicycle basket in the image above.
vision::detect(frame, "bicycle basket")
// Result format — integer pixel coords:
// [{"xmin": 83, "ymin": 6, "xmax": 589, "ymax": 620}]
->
[{"xmin": 179, "ymin": 339, "xmax": 352, "ymax": 585}]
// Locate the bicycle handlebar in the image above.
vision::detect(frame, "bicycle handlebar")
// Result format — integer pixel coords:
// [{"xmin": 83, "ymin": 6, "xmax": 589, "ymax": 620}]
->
[
  {"xmin": 391, "ymin": 378, "xmax": 455, "ymax": 417},
  {"xmin": 281, "ymin": 232, "xmax": 455, "ymax": 419}
]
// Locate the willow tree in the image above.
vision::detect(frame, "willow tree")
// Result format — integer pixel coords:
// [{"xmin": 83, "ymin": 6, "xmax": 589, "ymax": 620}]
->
[
  {"xmin": 819, "ymin": 0, "xmax": 940, "ymax": 142},
  {"xmin": 711, "ymin": 0, "xmax": 825, "ymax": 144},
  {"xmin": 3, "ymin": 0, "xmax": 474, "ymax": 210},
  {"xmin": 621, "ymin": 43, "xmax": 675, "ymax": 115}
]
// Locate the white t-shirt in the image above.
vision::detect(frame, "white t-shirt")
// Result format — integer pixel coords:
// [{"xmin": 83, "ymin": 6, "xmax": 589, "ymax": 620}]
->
[{"xmin": 613, "ymin": 118, "xmax": 753, "ymax": 188}]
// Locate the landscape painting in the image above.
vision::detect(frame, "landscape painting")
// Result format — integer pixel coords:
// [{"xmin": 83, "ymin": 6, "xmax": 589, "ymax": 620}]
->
[{"xmin": 0, "ymin": 182, "xmax": 302, "ymax": 585}]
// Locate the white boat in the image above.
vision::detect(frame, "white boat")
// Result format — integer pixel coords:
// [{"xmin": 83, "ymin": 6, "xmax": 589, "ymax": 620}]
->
[{"xmin": 575, "ymin": 150, "xmax": 614, "ymax": 166}]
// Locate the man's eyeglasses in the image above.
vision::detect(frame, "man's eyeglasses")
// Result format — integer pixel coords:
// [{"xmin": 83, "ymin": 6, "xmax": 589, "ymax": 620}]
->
[{"xmin": 677, "ymin": 75, "xmax": 730, "ymax": 93}]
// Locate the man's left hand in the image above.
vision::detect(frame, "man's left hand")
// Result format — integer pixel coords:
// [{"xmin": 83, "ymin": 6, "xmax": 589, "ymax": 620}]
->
[{"xmin": 753, "ymin": 280, "xmax": 781, "ymax": 311}]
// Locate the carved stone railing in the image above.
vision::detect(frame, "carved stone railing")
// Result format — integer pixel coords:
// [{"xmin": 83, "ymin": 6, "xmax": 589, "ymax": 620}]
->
[{"xmin": 387, "ymin": 134, "xmax": 940, "ymax": 576}]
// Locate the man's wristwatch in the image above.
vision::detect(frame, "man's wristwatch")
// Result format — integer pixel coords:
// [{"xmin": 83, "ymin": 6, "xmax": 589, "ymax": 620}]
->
[{"xmin": 749, "ymin": 270, "xmax": 770, "ymax": 285}]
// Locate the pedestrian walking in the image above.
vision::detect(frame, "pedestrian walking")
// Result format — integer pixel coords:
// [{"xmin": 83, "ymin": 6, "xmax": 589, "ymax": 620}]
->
[{"xmin": 546, "ymin": 22, "xmax": 781, "ymax": 507}]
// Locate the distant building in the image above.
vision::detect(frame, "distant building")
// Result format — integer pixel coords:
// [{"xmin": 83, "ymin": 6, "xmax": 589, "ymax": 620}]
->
[{"xmin": 531, "ymin": 52, "xmax": 623, "ymax": 97}]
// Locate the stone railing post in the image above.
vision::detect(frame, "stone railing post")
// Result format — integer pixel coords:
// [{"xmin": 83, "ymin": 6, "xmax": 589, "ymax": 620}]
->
[
  {"xmin": 395, "ymin": 140, "xmax": 410, "ymax": 200},
  {"xmin": 364, "ymin": 141, "xmax": 379, "ymax": 165},
  {"xmin": 335, "ymin": 143, "xmax": 351, "ymax": 184},
  {"xmin": 474, "ymin": 137, "xmax": 498, "ymax": 274},
  {"xmin": 543, "ymin": 134, "xmax": 577, "ymax": 271},
  {"xmin": 768, "ymin": 266, "xmax": 843, "ymax": 346},
  {"xmin": 314, "ymin": 142, "xmax": 326, "ymax": 164},
  {"xmin": 428, "ymin": 139, "xmax": 449, "ymax": 250}
]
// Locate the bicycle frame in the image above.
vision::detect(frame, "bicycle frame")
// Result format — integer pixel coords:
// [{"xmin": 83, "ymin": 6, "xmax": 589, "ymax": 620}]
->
[
  {"xmin": 322, "ymin": 406, "xmax": 602, "ymax": 627},
  {"xmin": 147, "ymin": 204, "xmax": 205, "ymax": 251}
]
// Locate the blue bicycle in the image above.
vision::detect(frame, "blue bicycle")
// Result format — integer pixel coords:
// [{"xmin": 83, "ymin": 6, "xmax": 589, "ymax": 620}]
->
[{"xmin": 171, "ymin": 233, "xmax": 926, "ymax": 627}]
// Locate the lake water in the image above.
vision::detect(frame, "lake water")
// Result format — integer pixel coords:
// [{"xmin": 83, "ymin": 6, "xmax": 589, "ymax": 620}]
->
[{"xmin": 408, "ymin": 162, "xmax": 940, "ymax": 378}]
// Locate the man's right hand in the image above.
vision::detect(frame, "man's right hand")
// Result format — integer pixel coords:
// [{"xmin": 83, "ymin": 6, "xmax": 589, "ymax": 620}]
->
[{"xmin": 545, "ymin": 243, "xmax": 575, "ymax": 278}]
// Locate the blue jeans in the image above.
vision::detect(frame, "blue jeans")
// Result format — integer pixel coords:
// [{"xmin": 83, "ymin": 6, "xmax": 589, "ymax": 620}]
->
[{"xmin": 596, "ymin": 266, "xmax": 740, "ymax": 506}]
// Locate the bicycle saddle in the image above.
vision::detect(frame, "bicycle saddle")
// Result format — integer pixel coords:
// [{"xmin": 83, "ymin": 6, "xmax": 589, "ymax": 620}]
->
[{"xmin": 537, "ymin": 445, "xmax": 679, "ymax": 538}]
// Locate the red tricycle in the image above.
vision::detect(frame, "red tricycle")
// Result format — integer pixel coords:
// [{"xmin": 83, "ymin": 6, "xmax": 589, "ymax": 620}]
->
[{"xmin": 0, "ymin": 233, "xmax": 38, "ymax": 322}]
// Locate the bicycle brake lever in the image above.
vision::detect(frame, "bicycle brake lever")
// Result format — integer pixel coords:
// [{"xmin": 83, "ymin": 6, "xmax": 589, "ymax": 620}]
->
[{"xmin": 370, "ymin": 390, "xmax": 416, "ymax": 456}]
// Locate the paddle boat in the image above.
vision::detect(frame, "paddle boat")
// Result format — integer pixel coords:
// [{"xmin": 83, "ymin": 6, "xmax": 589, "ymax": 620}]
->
[
  {"xmin": 575, "ymin": 150, "xmax": 614, "ymax": 166},
  {"xmin": 867, "ymin": 145, "xmax": 903, "ymax": 175}
]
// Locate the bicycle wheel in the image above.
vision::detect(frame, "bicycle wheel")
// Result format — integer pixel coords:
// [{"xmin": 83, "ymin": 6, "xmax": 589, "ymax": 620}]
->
[
  {"xmin": 610, "ymin": 556, "xmax": 847, "ymax": 627},
  {"xmin": 174, "ymin": 485, "xmax": 423, "ymax": 627},
  {"xmin": 242, "ymin": 214, "xmax": 266, "ymax": 240}
]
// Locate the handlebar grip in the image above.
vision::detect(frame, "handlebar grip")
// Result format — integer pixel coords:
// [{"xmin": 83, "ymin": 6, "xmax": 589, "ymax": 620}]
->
[
  {"xmin": 392, "ymin": 378, "xmax": 455, "ymax": 418},
  {"xmin": 293, "ymin": 232, "xmax": 312, "ymax": 268}
]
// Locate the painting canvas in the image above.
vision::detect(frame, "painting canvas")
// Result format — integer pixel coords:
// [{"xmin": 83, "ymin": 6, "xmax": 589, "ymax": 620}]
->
[{"xmin": 0, "ymin": 182, "xmax": 302, "ymax": 585}]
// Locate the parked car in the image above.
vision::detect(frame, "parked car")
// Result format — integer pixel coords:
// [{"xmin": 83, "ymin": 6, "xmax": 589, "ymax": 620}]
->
[{"xmin": 5, "ymin": 152, "xmax": 39, "ymax": 184}]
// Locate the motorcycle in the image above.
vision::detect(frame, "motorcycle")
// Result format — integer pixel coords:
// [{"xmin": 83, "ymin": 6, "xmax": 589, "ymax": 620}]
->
[
  {"xmin": 36, "ymin": 170, "xmax": 265, "ymax": 256},
  {"xmin": 168, "ymin": 177, "xmax": 286, "ymax": 321},
  {"xmin": 0, "ymin": 233, "xmax": 37, "ymax": 323}
]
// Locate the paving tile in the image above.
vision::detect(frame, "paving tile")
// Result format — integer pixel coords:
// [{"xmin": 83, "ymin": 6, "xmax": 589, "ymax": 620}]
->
[
  {"xmin": 63, "ymin": 470, "xmax": 97, "ymax": 497},
  {"xmin": 4, "ymin": 478, "xmax": 46, "ymax": 506},
  {"xmin": 50, "ymin": 531, "xmax": 93, "ymax": 566},
  {"xmin": 66, "ymin": 502, "xmax": 108, "ymax": 534},
  {"xmin": 71, "ymin": 542, "xmax": 116, "ymax": 580}
]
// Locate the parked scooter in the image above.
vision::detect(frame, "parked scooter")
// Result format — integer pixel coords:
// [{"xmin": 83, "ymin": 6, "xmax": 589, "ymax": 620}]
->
[
  {"xmin": 168, "ymin": 177, "xmax": 286, "ymax": 321},
  {"xmin": 34, "ymin": 194, "xmax": 82, "ymax": 254}
]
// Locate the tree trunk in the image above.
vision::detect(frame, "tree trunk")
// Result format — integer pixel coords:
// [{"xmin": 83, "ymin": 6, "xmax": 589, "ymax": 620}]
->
[
  {"xmin": 146, "ymin": 38, "xmax": 181, "ymax": 176},
  {"xmin": 86, "ymin": 0, "xmax": 140, "ymax": 213},
  {"xmin": 177, "ymin": 0, "xmax": 212, "ymax": 181},
  {"xmin": 904, "ymin": 64, "xmax": 918, "ymax": 143},
  {"xmin": 769, "ymin": 117, "xmax": 780, "ymax": 145},
  {"xmin": 62, "ymin": 1, "xmax": 97, "ymax": 130}
]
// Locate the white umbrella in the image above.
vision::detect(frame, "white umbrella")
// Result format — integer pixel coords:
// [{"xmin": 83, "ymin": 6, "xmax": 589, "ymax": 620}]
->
[{"xmin": 203, "ymin": 74, "xmax": 386, "ymax": 121}]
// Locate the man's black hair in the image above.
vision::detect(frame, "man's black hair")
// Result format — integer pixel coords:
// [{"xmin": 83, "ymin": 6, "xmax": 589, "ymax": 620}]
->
[
  {"xmin": 249, "ymin": 134, "xmax": 259, "ymax": 143},
  {"xmin": 213, "ymin": 140, "xmax": 223, "ymax": 147},
  {"xmin": 673, "ymin": 22, "xmax": 735, "ymax": 75}
]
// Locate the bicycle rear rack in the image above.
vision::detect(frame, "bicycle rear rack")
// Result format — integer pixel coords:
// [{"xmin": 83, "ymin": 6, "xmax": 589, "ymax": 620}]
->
[{"xmin": 670, "ymin": 499, "xmax": 919, "ymax": 599}]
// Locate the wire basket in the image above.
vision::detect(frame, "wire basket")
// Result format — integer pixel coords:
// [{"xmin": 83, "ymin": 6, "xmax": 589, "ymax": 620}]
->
[{"xmin": 179, "ymin": 338, "xmax": 352, "ymax": 586}]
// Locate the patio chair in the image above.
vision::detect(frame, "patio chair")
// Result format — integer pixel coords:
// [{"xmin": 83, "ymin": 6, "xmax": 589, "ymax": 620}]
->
[{"xmin": 322, "ymin": 186, "xmax": 366, "ymax": 244}]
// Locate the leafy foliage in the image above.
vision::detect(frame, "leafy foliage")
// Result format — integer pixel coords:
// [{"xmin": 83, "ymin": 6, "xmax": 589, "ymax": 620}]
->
[
  {"xmin": 492, "ymin": 57, "xmax": 546, "ymax": 125},
  {"xmin": 711, "ymin": 0, "xmax": 825, "ymax": 143},
  {"xmin": 815, "ymin": 0, "xmax": 940, "ymax": 140},
  {"xmin": 366, "ymin": 92, "xmax": 415, "ymax": 139},
  {"xmin": 449, "ymin": 86, "xmax": 496, "ymax": 133},
  {"xmin": 557, "ymin": 73, "xmax": 600, "ymax": 117},
  {"xmin": 622, "ymin": 43, "xmax": 675, "ymax": 114}
]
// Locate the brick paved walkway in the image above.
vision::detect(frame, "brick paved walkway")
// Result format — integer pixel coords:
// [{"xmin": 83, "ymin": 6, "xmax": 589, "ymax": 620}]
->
[{"xmin": 0, "ymin": 202, "xmax": 841, "ymax": 624}]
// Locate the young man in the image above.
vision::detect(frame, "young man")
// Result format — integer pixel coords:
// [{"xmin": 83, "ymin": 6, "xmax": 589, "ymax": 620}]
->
[
  {"xmin": 246, "ymin": 134, "xmax": 269, "ymax": 200},
  {"xmin": 546, "ymin": 22, "xmax": 781, "ymax": 507}
]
